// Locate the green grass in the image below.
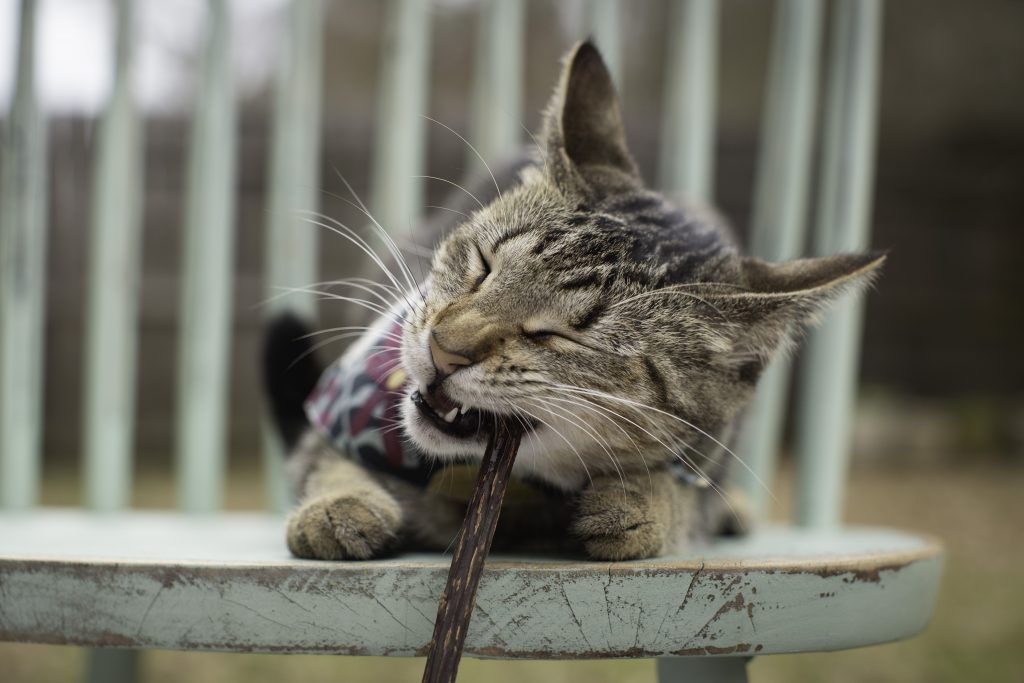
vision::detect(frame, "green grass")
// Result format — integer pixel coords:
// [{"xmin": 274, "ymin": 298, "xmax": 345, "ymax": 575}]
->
[{"xmin": 2, "ymin": 462, "xmax": 1022, "ymax": 682}]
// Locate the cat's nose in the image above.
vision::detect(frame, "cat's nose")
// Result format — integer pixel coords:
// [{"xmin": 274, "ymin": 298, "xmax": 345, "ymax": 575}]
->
[{"xmin": 429, "ymin": 331, "xmax": 473, "ymax": 378}]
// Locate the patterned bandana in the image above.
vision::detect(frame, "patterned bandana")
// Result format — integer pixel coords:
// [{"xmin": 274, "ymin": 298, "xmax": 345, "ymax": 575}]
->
[{"xmin": 304, "ymin": 314, "xmax": 443, "ymax": 486}]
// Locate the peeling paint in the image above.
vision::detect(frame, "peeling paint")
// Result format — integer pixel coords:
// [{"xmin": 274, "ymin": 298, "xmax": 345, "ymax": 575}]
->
[
  {"xmin": 0, "ymin": 516, "xmax": 945, "ymax": 658},
  {"xmin": 799, "ymin": 561, "xmax": 912, "ymax": 584},
  {"xmin": 674, "ymin": 643, "xmax": 753, "ymax": 656}
]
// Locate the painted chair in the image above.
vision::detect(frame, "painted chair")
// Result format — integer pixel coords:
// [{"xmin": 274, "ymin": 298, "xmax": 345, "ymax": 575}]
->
[{"xmin": 0, "ymin": 1, "xmax": 942, "ymax": 682}]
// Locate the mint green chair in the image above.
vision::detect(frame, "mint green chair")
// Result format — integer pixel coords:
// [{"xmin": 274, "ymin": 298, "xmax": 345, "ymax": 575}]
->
[{"xmin": 0, "ymin": 1, "xmax": 942, "ymax": 682}]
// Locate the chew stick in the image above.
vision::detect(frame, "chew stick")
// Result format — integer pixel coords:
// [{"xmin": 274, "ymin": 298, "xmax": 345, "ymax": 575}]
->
[{"xmin": 421, "ymin": 419, "xmax": 524, "ymax": 683}]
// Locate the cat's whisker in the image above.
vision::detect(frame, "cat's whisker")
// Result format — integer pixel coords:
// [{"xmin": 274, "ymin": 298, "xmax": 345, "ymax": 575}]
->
[
  {"xmin": 316, "ymin": 279, "xmax": 406, "ymax": 312},
  {"xmin": 260, "ymin": 284, "xmax": 347, "ymax": 308},
  {"xmin": 325, "ymin": 279, "xmax": 415, "ymax": 322},
  {"xmin": 421, "ymin": 115, "xmax": 502, "ymax": 201},
  {"xmin": 320, "ymin": 190, "xmax": 424, "ymax": 303},
  {"xmin": 424, "ymin": 204, "xmax": 471, "ymax": 221},
  {"xmin": 375, "ymin": 415, "xmax": 403, "ymax": 429},
  {"xmin": 524, "ymin": 397, "xmax": 620, "ymax": 467},
  {"xmin": 300, "ymin": 326, "xmax": 404, "ymax": 345},
  {"xmin": 304, "ymin": 287, "xmax": 404, "ymax": 318},
  {"xmin": 295, "ymin": 212, "xmax": 421, "ymax": 313},
  {"xmin": 632, "ymin": 423, "xmax": 761, "ymax": 516},
  {"xmin": 319, "ymin": 275, "xmax": 405, "ymax": 298},
  {"xmin": 304, "ymin": 210, "xmax": 424, "ymax": 316},
  {"xmin": 509, "ymin": 403, "xmax": 585, "ymax": 490},
  {"xmin": 550, "ymin": 384, "xmax": 730, "ymax": 454},
  {"xmin": 304, "ymin": 322, "xmax": 405, "ymax": 348},
  {"xmin": 285, "ymin": 331, "xmax": 361, "ymax": 368},
  {"xmin": 670, "ymin": 450, "xmax": 741, "ymax": 525},
  {"xmin": 306, "ymin": 274, "xmax": 404, "ymax": 293},
  {"xmin": 298, "ymin": 209, "xmax": 411, "ymax": 297},
  {"xmin": 413, "ymin": 175, "xmax": 485, "ymax": 210},
  {"xmin": 538, "ymin": 393, "xmax": 654, "ymax": 495},
  {"xmin": 547, "ymin": 385, "xmax": 737, "ymax": 515},
  {"xmin": 544, "ymin": 390, "xmax": 688, "ymax": 462},
  {"xmin": 293, "ymin": 333, "xmax": 398, "ymax": 367},
  {"xmin": 286, "ymin": 277, "xmax": 403, "ymax": 305},
  {"xmin": 327, "ymin": 166, "xmax": 426, "ymax": 303},
  {"xmin": 548, "ymin": 385, "xmax": 719, "ymax": 456},
  {"xmin": 393, "ymin": 235, "xmax": 435, "ymax": 260},
  {"xmin": 547, "ymin": 383, "xmax": 778, "ymax": 505},
  {"xmin": 522, "ymin": 397, "xmax": 626, "ymax": 497},
  {"xmin": 297, "ymin": 330, "xmax": 376, "ymax": 354},
  {"xmin": 502, "ymin": 400, "xmax": 594, "ymax": 489},
  {"xmin": 518, "ymin": 120, "xmax": 549, "ymax": 173},
  {"xmin": 510, "ymin": 406, "xmax": 547, "ymax": 473},
  {"xmin": 271, "ymin": 285, "xmax": 402, "ymax": 323},
  {"xmin": 263, "ymin": 285, "xmax": 403, "ymax": 323},
  {"xmin": 504, "ymin": 405, "xmax": 539, "ymax": 458},
  {"xmin": 543, "ymin": 390, "xmax": 711, "ymax": 501},
  {"xmin": 542, "ymin": 393, "xmax": 638, "ymax": 448},
  {"xmin": 377, "ymin": 423, "xmax": 408, "ymax": 437},
  {"xmin": 360, "ymin": 346, "xmax": 403, "ymax": 364},
  {"xmin": 404, "ymin": 215, "xmax": 433, "ymax": 304}
]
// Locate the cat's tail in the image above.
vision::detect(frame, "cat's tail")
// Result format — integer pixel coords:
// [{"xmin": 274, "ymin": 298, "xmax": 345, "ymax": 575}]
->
[{"xmin": 262, "ymin": 312, "xmax": 324, "ymax": 451}]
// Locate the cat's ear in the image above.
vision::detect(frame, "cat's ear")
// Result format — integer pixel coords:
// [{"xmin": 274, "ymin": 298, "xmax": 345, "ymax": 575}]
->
[
  {"xmin": 739, "ymin": 251, "xmax": 886, "ymax": 304},
  {"xmin": 541, "ymin": 41, "xmax": 639, "ymax": 192},
  {"xmin": 708, "ymin": 252, "xmax": 886, "ymax": 377}
]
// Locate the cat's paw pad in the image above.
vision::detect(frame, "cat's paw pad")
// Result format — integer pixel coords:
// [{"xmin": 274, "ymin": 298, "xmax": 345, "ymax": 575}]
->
[
  {"xmin": 286, "ymin": 488, "xmax": 402, "ymax": 560},
  {"xmin": 572, "ymin": 483, "xmax": 668, "ymax": 560}
]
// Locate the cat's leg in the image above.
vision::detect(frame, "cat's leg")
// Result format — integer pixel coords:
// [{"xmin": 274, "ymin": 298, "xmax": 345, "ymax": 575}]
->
[
  {"xmin": 286, "ymin": 430, "xmax": 404, "ymax": 560},
  {"xmin": 571, "ymin": 468, "xmax": 701, "ymax": 560},
  {"xmin": 287, "ymin": 430, "xmax": 475, "ymax": 556}
]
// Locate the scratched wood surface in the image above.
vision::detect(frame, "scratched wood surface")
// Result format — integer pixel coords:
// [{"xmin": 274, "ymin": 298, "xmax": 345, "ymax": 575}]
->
[{"xmin": 0, "ymin": 511, "xmax": 942, "ymax": 658}]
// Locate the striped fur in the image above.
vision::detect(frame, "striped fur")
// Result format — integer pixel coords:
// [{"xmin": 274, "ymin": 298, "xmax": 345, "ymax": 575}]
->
[{"xmin": 283, "ymin": 41, "xmax": 884, "ymax": 561}]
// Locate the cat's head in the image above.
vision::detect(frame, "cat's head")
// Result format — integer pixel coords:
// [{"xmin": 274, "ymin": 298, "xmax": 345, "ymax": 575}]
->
[{"xmin": 400, "ymin": 42, "xmax": 883, "ymax": 489}]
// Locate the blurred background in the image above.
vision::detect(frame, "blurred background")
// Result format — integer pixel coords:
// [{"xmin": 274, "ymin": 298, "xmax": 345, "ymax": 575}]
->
[{"xmin": 1, "ymin": 0, "xmax": 1022, "ymax": 681}]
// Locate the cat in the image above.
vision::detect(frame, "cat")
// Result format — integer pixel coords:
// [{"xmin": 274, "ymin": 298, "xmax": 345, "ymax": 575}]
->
[{"xmin": 263, "ymin": 41, "xmax": 884, "ymax": 562}]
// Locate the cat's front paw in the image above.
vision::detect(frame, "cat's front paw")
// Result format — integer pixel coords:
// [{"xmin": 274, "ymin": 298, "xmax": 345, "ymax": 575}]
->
[
  {"xmin": 572, "ymin": 477, "xmax": 672, "ymax": 560},
  {"xmin": 286, "ymin": 487, "xmax": 402, "ymax": 560}
]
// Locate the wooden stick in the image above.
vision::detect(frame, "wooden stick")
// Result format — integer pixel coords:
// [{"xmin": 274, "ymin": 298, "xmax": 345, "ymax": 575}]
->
[{"xmin": 421, "ymin": 420, "xmax": 523, "ymax": 683}]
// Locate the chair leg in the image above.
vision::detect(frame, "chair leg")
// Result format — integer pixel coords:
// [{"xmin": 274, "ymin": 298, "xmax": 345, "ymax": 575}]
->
[
  {"xmin": 656, "ymin": 656, "xmax": 750, "ymax": 683},
  {"xmin": 85, "ymin": 648, "xmax": 140, "ymax": 683}
]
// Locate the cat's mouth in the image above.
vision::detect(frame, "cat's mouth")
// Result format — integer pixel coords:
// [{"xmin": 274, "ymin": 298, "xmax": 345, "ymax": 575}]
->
[
  {"xmin": 410, "ymin": 386, "xmax": 535, "ymax": 439},
  {"xmin": 410, "ymin": 387, "xmax": 499, "ymax": 439}
]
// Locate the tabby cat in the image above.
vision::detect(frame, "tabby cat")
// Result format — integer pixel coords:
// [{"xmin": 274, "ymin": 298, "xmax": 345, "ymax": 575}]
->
[{"xmin": 264, "ymin": 42, "xmax": 883, "ymax": 561}]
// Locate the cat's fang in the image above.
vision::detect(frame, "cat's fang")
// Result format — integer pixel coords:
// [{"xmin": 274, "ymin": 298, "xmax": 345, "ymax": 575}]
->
[{"xmin": 443, "ymin": 408, "xmax": 459, "ymax": 423}]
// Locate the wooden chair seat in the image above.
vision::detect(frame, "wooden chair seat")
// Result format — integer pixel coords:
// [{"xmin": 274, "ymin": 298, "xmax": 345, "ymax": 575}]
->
[{"xmin": 0, "ymin": 511, "xmax": 942, "ymax": 659}]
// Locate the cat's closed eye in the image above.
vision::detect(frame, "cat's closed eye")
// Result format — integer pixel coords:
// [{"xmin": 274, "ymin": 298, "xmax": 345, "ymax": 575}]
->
[
  {"xmin": 521, "ymin": 326, "xmax": 581, "ymax": 347},
  {"xmin": 471, "ymin": 244, "xmax": 491, "ymax": 290},
  {"xmin": 522, "ymin": 328, "xmax": 557, "ymax": 342}
]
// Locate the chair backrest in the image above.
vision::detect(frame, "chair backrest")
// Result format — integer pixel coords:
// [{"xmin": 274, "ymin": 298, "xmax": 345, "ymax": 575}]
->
[
  {"xmin": 0, "ymin": 0, "xmax": 881, "ymax": 527},
  {"xmin": 737, "ymin": 0, "xmax": 882, "ymax": 529}
]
